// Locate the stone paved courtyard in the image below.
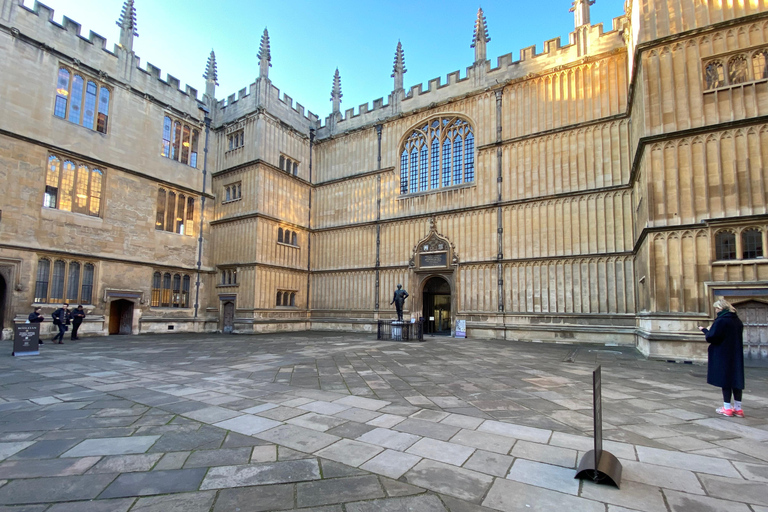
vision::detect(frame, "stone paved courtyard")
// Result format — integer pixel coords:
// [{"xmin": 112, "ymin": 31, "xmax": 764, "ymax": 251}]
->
[{"xmin": 0, "ymin": 332, "xmax": 767, "ymax": 512}]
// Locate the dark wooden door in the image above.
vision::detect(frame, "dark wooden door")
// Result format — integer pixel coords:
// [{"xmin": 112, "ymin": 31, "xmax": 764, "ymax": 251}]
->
[
  {"xmin": 222, "ymin": 302, "xmax": 234, "ymax": 333},
  {"xmin": 109, "ymin": 300, "xmax": 134, "ymax": 335},
  {"xmin": 740, "ymin": 300, "xmax": 768, "ymax": 359}
]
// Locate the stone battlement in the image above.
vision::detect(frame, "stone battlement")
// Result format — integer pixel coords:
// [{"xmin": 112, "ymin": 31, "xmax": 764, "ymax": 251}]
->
[
  {"xmin": 316, "ymin": 15, "xmax": 626, "ymax": 138},
  {"xmin": 215, "ymin": 79, "xmax": 319, "ymax": 133},
  {"xmin": 5, "ymin": 1, "xmax": 203, "ymax": 117}
]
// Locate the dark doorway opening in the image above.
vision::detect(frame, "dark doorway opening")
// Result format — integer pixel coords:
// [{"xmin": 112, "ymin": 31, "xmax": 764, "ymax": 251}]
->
[
  {"xmin": 222, "ymin": 301, "xmax": 235, "ymax": 333},
  {"xmin": 422, "ymin": 276, "xmax": 451, "ymax": 335},
  {"xmin": 740, "ymin": 300, "xmax": 768, "ymax": 359},
  {"xmin": 0, "ymin": 275, "xmax": 6, "ymax": 331},
  {"xmin": 109, "ymin": 299, "xmax": 134, "ymax": 335}
]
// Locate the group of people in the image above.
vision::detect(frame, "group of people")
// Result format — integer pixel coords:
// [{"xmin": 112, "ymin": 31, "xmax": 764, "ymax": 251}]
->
[{"xmin": 27, "ymin": 303, "xmax": 86, "ymax": 344}]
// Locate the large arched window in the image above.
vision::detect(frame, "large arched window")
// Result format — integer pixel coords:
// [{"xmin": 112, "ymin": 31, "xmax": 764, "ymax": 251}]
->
[
  {"xmin": 34, "ymin": 257, "xmax": 95, "ymax": 304},
  {"xmin": 53, "ymin": 67, "xmax": 110, "ymax": 133},
  {"xmin": 715, "ymin": 231, "xmax": 737, "ymax": 260},
  {"xmin": 400, "ymin": 116, "xmax": 475, "ymax": 194},
  {"xmin": 753, "ymin": 50, "xmax": 768, "ymax": 80},
  {"xmin": 44, "ymin": 154, "xmax": 104, "ymax": 217}
]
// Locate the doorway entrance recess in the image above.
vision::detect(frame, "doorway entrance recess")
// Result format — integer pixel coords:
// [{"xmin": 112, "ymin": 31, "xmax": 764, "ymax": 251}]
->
[{"xmin": 422, "ymin": 276, "xmax": 451, "ymax": 335}]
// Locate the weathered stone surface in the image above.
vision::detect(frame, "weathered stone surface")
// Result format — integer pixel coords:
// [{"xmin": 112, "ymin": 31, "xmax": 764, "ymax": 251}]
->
[
  {"xmin": 99, "ymin": 469, "xmax": 207, "ymax": 499},
  {"xmin": 664, "ymin": 491, "xmax": 751, "ymax": 512},
  {"xmin": 296, "ymin": 475, "xmax": 385, "ymax": 508},
  {"xmin": 46, "ymin": 499, "xmax": 135, "ymax": 512},
  {"xmin": 129, "ymin": 491, "xmax": 217, "ymax": 512},
  {"xmin": 183, "ymin": 447, "xmax": 252, "ymax": 468},
  {"xmin": 200, "ymin": 459, "xmax": 321, "ymax": 490},
  {"xmin": 357, "ymin": 428, "xmax": 420, "ymax": 451},
  {"xmin": 483, "ymin": 479, "xmax": 604, "ymax": 512},
  {"xmin": 464, "ymin": 450, "xmax": 513, "ymax": 477},
  {"xmin": 360, "ymin": 449, "xmax": 422, "ymax": 479},
  {"xmin": 0, "ymin": 457, "xmax": 101, "ymax": 479},
  {"xmin": 580, "ymin": 479, "xmax": 667, "ymax": 512},
  {"xmin": 406, "ymin": 438, "xmax": 475, "ymax": 466},
  {"xmin": 257, "ymin": 424, "xmax": 340, "ymax": 453},
  {"xmin": 345, "ymin": 495, "xmax": 447, "ymax": 512},
  {"xmin": 315, "ymin": 439, "xmax": 383, "ymax": 467},
  {"xmin": 0, "ymin": 475, "xmax": 116, "ymax": 505},
  {"xmin": 699, "ymin": 474, "xmax": 768, "ymax": 507},
  {"xmin": 214, "ymin": 484, "xmax": 294, "ymax": 512},
  {"xmin": 403, "ymin": 460, "xmax": 493, "ymax": 503},
  {"xmin": 506, "ymin": 459, "xmax": 578, "ymax": 495}
]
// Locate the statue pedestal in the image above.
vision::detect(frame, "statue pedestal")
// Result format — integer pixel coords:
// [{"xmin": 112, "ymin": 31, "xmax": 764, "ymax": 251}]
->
[{"xmin": 391, "ymin": 321, "xmax": 405, "ymax": 341}]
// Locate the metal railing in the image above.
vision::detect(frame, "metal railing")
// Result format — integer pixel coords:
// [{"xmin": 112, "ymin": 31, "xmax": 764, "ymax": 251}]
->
[{"xmin": 377, "ymin": 320, "xmax": 424, "ymax": 342}]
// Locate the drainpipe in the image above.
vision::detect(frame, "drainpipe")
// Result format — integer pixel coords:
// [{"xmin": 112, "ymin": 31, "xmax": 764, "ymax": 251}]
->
[{"xmin": 193, "ymin": 107, "xmax": 211, "ymax": 320}]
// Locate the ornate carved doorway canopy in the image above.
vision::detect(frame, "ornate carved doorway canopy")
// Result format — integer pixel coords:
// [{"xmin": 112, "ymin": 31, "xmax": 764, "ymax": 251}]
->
[{"xmin": 409, "ymin": 218, "xmax": 459, "ymax": 273}]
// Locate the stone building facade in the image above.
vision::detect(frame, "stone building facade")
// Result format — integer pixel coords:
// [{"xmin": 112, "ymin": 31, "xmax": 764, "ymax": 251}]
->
[{"xmin": 0, "ymin": 0, "xmax": 767, "ymax": 361}]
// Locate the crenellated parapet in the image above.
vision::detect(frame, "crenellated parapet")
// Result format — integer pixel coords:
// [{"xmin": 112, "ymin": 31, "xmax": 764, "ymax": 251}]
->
[
  {"xmin": 315, "ymin": 15, "xmax": 627, "ymax": 139},
  {"xmin": 3, "ymin": 1, "xmax": 203, "ymax": 118}
]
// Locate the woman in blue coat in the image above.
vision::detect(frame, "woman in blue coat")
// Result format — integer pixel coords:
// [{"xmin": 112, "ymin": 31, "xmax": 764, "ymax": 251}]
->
[{"xmin": 698, "ymin": 299, "xmax": 745, "ymax": 417}]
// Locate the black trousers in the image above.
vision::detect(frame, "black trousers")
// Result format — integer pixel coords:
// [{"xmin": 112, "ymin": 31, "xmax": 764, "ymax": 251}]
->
[
  {"xmin": 71, "ymin": 321, "xmax": 82, "ymax": 339},
  {"xmin": 52, "ymin": 323, "xmax": 67, "ymax": 342},
  {"xmin": 722, "ymin": 387, "xmax": 743, "ymax": 402}
]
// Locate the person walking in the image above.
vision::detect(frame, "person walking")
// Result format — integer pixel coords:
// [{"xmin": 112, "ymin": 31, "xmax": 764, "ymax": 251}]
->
[
  {"xmin": 28, "ymin": 307, "xmax": 45, "ymax": 345},
  {"xmin": 71, "ymin": 305, "xmax": 85, "ymax": 340},
  {"xmin": 51, "ymin": 303, "xmax": 71, "ymax": 344},
  {"xmin": 699, "ymin": 299, "xmax": 745, "ymax": 418}
]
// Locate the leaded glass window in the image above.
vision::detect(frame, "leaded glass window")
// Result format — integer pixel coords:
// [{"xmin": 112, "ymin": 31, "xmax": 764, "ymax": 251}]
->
[
  {"xmin": 742, "ymin": 229, "xmax": 763, "ymax": 259},
  {"xmin": 753, "ymin": 50, "xmax": 768, "ymax": 80},
  {"xmin": 400, "ymin": 116, "xmax": 475, "ymax": 195},
  {"xmin": 53, "ymin": 67, "xmax": 110, "ymax": 132},
  {"xmin": 715, "ymin": 231, "xmax": 737, "ymax": 260},
  {"xmin": 704, "ymin": 61, "xmax": 725, "ymax": 89},
  {"xmin": 155, "ymin": 188, "xmax": 195, "ymax": 236},
  {"xmin": 34, "ymin": 258, "xmax": 95, "ymax": 304},
  {"xmin": 729, "ymin": 55, "xmax": 749, "ymax": 84},
  {"xmin": 43, "ymin": 155, "xmax": 104, "ymax": 217}
]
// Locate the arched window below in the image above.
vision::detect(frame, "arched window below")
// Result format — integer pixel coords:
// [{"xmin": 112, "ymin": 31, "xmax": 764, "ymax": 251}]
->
[
  {"xmin": 742, "ymin": 229, "xmax": 763, "ymax": 259},
  {"xmin": 151, "ymin": 271, "xmax": 162, "ymax": 307},
  {"xmin": 162, "ymin": 273, "xmax": 172, "ymax": 307},
  {"xmin": 35, "ymin": 259, "xmax": 51, "ymax": 303},
  {"xmin": 704, "ymin": 61, "xmax": 725, "ymax": 89},
  {"xmin": 715, "ymin": 231, "xmax": 737, "ymax": 260},
  {"xmin": 172, "ymin": 274, "xmax": 182, "ymax": 307},
  {"xmin": 729, "ymin": 55, "xmax": 749, "ymax": 84},
  {"xmin": 182, "ymin": 275, "xmax": 190, "ymax": 307},
  {"xmin": 81, "ymin": 263, "xmax": 94, "ymax": 304},
  {"xmin": 283, "ymin": 293, "xmax": 289, "ymax": 306},
  {"xmin": 278, "ymin": 228, "xmax": 283, "ymax": 243},
  {"xmin": 293, "ymin": 162, "xmax": 298, "ymax": 175},
  {"xmin": 279, "ymin": 155, "xmax": 285, "ymax": 170},
  {"xmin": 276, "ymin": 291, "xmax": 282, "ymax": 306},
  {"xmin": 291, "ymin": 232, "xmax": 297, "ymax": 246},
  {"xmin": 66, "ymin": 262, "xmax": 80, "ymax": 301},
  {"xmin": 51, "ymin": 260, "xmax": 66, "ymax": 300},
  {"xmin": 290, "ymin": 293, "xmax": 296, "ymax": 307},
  {"xmin": 753, "ymin": 50, "xmax": 768, "ymax": 80}
]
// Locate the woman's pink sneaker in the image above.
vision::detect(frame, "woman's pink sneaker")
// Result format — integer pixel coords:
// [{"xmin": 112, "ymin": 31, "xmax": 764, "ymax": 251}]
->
[
  {"xmin": 716, "ymin": 407, "xmax": 734, "ymax": 417},
  {"xmin": 733, "ymin": 409, "xmax": 745, "ymax": 418}
]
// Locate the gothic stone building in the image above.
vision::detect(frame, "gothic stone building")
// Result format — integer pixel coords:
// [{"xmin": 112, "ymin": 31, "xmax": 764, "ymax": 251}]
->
[{"xmin": 1, "ymin": 0, "xmax": 767, "ymax": 361}]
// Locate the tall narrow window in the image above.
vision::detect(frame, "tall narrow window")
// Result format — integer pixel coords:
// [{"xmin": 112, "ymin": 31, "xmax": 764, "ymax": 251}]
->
[
  {"xmin": 704, "ymin": 61, "xmax": 725, "ymax": 89},
  {"xmin": 176, "ymin": 194, "xmax": 186, "ymax": 234},
  {"xmin": 716, "ymin": 231, "xmax": 737, "ymax": 260},
  {"xmin": 753, "ymin": 50, "xmax": 768, "ymax": 80},
  {"xmin": 419, "ymin": 145, "xmax": 428, "ymax": 191},
  {"xmin": 156, "ymin": 188, "xmax": 167, "ymax": 230},
  {"xmin": 74, "ymin": 164, "xmax": 90, "ymax": 215},
  {"xmin": 35, "ymin": 259, "xmax": 50, "ymax": 302},
  {"xmin": 89, "ymin": 169, "xmax": 102, "ymax": 216},
  {"xmin": 290, "ymin": 293, "xmax": 296, "ymax": 306},
  {"xmin": 66, "ymin": 262, "xmax": 80, "ymax": 301},
  {"xmin": 97, "ymin": 88, "xmax": 110, "ymax": 133},
  {"xmin": 729, "ymin": 55, "xmax": 749, "ymax": 84},
  {"xmin": 54, "ymin": 68, "xmax": 70, "ymax": 118},
  {"xmin": 151, "ymin": 272, "xmax": 162, "ymax": 307},
  {"xmin": 83, "ymin": 81, "xmax": 97, "ymax": 129},
  {"xmin": 291, "ymin": 232, "xmax": 297, "ymax": 246},
  {"xmin": 430, "ymin": 137, "xmax": 439, "ymax": 189},
  {"xmin": 453, "ymin": 136, "xmax": 463, "ymax": 185},
  {"xmin": 465, "ymin": 132, "xmax": 475, "ymax": 183},
  {"xmin": 276, "ymin": 291, "xmax": 282, "ymax": 306},
  {"xmin": 409, "ymin": 149, "xmax": 418, "ymax": 194},
  {"xmin": 172, "ymin": 274, "xmax": 181, "ymax": 307},
  {"xmin": 166, "ymin": 191, "xmax": 176, "ymax": 232},
  {"xmin": 283, "ymin": 293, "xmax": 289, "ymax": 306},
  {"xmin": 171, "ymin": 121, "xmax": 182, "ymax": 161},
  {"xmin": 81, "ymin": 263, "xmax": 94, "ymax": 304},
  {"xmin": 442, "ymin": 139, "xmax": 451, "ymax": 187},
  {"xmin": 400, "ymin": 151, "xmax": 409, "ymax": 194},
  {"xmin": 162, "ymin": 117, "xmax": 172, "ymax": 157},
  {"xmin": 182, "ymin": 275, "xmax": 190, "ymax": 307},
  {"xmin": 190, "ymin": 130, "xmax": 199, "ymax": 167},
  {"xmin": 278, "ymin": 228, "xmax": 283, "ymax": 243},
  {"xmin": 162, "ymin": 273, "xmax": 171, "ymax": 307},
  {"xmin": 51, "ymin": 260, "xmax": 66, "ymax": 300},
  {"xmin": 279, "ymin": 155, "xmax": 285, "ymax": 170},
  {"xmin": 186, "ymin": 197, "xmax": 194, "ymax": 235},
  {"xmin": 68, "ymin": 75, "xmax": 84, "ymax": 124},
  {"xmin": 742, "ymin": 229, "xmax": 763, "ymax": 259},
  {"xmin": 180, "ymin": 126, "xmax": 191, "ymax": 164},
  {"xmin": 293, "ymin": 162, "xmax": 298, "ymax": 176},
  {"xmin": 45, "ymin": 156, "xmax": 61, "ymax": 209},
  {"xmin": 59, "ymin": 161, "xmax": 76, "ymax": 212}
]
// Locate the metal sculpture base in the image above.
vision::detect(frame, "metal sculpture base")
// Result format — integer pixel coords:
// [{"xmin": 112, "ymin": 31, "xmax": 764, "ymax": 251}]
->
[{"xmin": 575, "ymin": 449, "xmax": 622, "ymax": 489}]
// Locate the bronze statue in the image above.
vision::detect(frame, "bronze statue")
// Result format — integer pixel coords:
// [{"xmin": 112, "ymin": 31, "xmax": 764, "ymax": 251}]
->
[{"xmin": 390, "ymin": 284, "xmax": 409, "ymax": 322}]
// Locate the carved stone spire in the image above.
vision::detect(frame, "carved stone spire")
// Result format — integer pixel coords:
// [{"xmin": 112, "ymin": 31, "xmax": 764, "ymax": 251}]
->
[
  {"xmin": 392, "ymin": 41, "xmax": 407, "ymax": 92},
  {"xmin": 471, "ymin": 7, "xmax": 490, "ymax": 64},
  {"xmin": 331, "ymin": 68, "xmax": 342, "ymax": 115},
  {"xmin": 258, "ymin": 28, "xmax": 271, "ymax": 79},
  {"xmin": 203, "ymin": 49, "xmax": 218, "ymax": 102},
  {"xmin": 570, "ymin": 0, "xmax": 595, "ymax": 28},
  {"xmin": 116, "ymin": 0, "xmax": 138, "ymax": 52}
]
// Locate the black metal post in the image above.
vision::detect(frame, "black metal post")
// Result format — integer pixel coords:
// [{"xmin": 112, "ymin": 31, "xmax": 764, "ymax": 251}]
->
[{"xmin": 193, "ymin": 109, "xmax": 211, "ymax": 319}]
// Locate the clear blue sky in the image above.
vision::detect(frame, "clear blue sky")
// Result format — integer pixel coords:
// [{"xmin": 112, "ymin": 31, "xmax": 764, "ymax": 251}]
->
[{"xmin": 25, "ymin": 0, "xmax": 625, "ymax": 118}]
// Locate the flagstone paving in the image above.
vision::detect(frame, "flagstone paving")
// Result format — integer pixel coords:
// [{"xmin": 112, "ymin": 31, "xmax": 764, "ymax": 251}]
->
[{"xmin": 0, "ymin": 331, "xmax": 767, "ymax": 511}]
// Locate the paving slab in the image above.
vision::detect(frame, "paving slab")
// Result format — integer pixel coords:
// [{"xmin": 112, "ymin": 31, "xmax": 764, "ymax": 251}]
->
[
  {"xmin": 482, "ymin": 478, "xmax": 604, "ymax": 512},
  {"xmin": 463, "ymin": 450, "xmax": 514, "ymax": 477},
  {"xmin": 251, "ymin": 444, "xmax": 277, "ymax": 463},
  {"xmin": 0, "ymin": 457, "xmax": 101, "ymax": 478},
  {"xmin": 101, "ymin": 469, "xmax": 206, "ymax": 500},
  {"xmin": 129, "ymin": 490, "xmax": 217, "ymax": 512},
  {"xmin": 440, "ymin": 414, "xmax": 484, "ymax": 430},
  {"xmin": 580, "ymin": 479, "xmax": 668, "ymax": 512},
  {"xmin": 147, "ymin": 426, "xmax": 226, "ymax": 452},
  {"xmin": 403, "ymin": 459, "xmax": 493, "ymax": 503},
  {"xmin": 183, "ymin": 447, "xmax": 252, "ymax": 468},
  {"xmin": 357, "ymin": 428, "xmax": 420, "ymax": 451},
  {"xmin": 635, "ymin": 445, "xmax": 741, "ymax": 477},
  {"xmin": 213, "ymin": 483, "xmax": 294, "ymax": 512},
  {"xmin": 366, "ymin": 414, "xmax": 406, "ymax": 428},
  {"xmin": 0, "ymin": 444, "xmax": 34, "ymax": 462},
  {"xmin": 449, "ymin": 429, "xmax": 516, "ymax": 454},
  {"xmin": 359, "ymin": 449, "xmax": 422, "ymax": 479},
  {"xmin": 345, "ymin": 494, "xmax": 447, "ymax": 512},
  {"xmin": 619, "ymin": 459, "xmax": 704, "ymax": 494},
  {"xmin": 6, "ymin": 439, "xmax": 79, "ymax": 460},
  {"xmin": 46, "ymin": 498, "xmax": 135, "ymax": 512},
  {"xmin": 86, "ymin": 453, "xmax": 162, "ymax": 474},
  {"xmin": 315, "ymin": 439, "xmax": 383, "ymax": 467},
  {"xmin": 699, "ymin": 474, "xmax": 768, "ymax": 506},
  {"xmin": 395, "ymin": 418, "xmax": 460, "ymax": 441},
  {"xmin": 663, "ymin": 490, "xmax": 751, "ymax": 512},
  {"xmin": 257, "ymin": 424, "xmax": 340, "ymax": 453},
  {"xmin": 213, "ymin": 414, "xmax": 282, "ymax": 435},
  {"xmin": 510, "ymin": 440, "xmax": 577, "ymax": 468},
  {"xmin": 299, "ymin": 401, "xmax": 351, "ymax": 415},
  {"xmin": 319, "ymin": 460, "xmax": 367, "ymax": 478},
  {"xmin": 61, "ymin": 435, "xmax": 159, "ymax": 457},
  {"xmin": 200, "ymin": 459, "xmax": 321, "ymax": 489},
  {"xmin": 506, "ymin": 459, "xmax": 579, "ymax": 495},
  {"xmin": 153, "ymin": 452, "xmax": 189, "ymax": 470},
  {"xmin": 333, "ymin": 395, "xmax": 390, "ymax": 411},
  {"xmin": 296, "ymin": 475, "xmax": 385, "ymax": 508},
  {"xmin": 477, "ymin": 420, "xmax": 551, "ymax": 443},
  {"xmin": 0, "ymin": 474, "xmax": 116, "ymax": 505},
  {"xmin": 181, "ymin": 407, "xmax": 242, "ymax": 424},
  {"xmin": 406, "ymin": 438, "xmax": 475, "ymax": 466}
]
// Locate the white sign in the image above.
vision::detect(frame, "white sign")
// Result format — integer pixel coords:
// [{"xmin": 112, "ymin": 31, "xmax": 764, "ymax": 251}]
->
[{"xmin": 455, "ymin": 319, "xmax": 466, "ymax": 338}]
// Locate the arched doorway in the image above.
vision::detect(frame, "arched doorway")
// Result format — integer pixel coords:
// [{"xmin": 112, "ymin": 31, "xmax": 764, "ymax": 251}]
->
[
  {"xmin": 109, "ymin": 299, "xmax": 134, "ymax": 335},
  {"xmin": 739, "ymin": 300, "xmax": 768, "ymax": 359},
  {"xmin": 422, "ymin": 276, "xmax": 451, "ymax": 335},
  {"xmin": 222, "ymin": 301, "xmax": 235, "ymax": 333},
  {"xmin": 0, "ymin": 275, "xmax": 6, "ymax": 331}
]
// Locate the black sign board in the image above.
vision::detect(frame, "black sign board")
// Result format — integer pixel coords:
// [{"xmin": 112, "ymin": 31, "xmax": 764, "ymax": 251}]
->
[
  {"xmin": 420, "ymin": 253, "xmax": 447, "ymax": 267},
  {"xmin": 13, "ymin": 324, "xmax": 40, "ymax": 357},
  {"xmin": 575, "ymin": 365, "xmax": 622, "ymax": 488}
]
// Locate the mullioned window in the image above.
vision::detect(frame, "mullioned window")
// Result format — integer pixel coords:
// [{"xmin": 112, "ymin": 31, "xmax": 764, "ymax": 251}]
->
[{"xmin": 53, "ymin": 66, "xmax": 110, "ymax": 133}]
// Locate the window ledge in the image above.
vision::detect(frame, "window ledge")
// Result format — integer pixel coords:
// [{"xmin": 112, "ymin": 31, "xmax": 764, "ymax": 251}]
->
[
  {"xmin": 222, "ymin": 198, "xmax": 242, "ymax": 204},
  {"xmin": 149, "ymin": 307, "xmax": 192, "ymax": 310},
  {"xmin": 225, "ymin": 147, "xmax": 244, "ymax": 154},
  {"xmin": 398, "ymin": 181, "xmax": 476, "ymax": 200},
  {"xmin": 704, "ymin": 78, "xmax": 768, "ymax": 94},
  {"xmin": 713, "ymin": 257, "xmax": 767, "ymax": 265},
  {"xmin": 277, "ymin": 242, "xmax": 300, "ymax": 249},
  {"xmin": 155, "ymin": 229, "xmax": 193, "ymax": 237},
  {"xmin": 41, "ymin": 207, "xmax": 102, "ymax": 225},
  {"xmin": 216, "ymin": 284, "xmax": 239, "ymax": 288}
]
